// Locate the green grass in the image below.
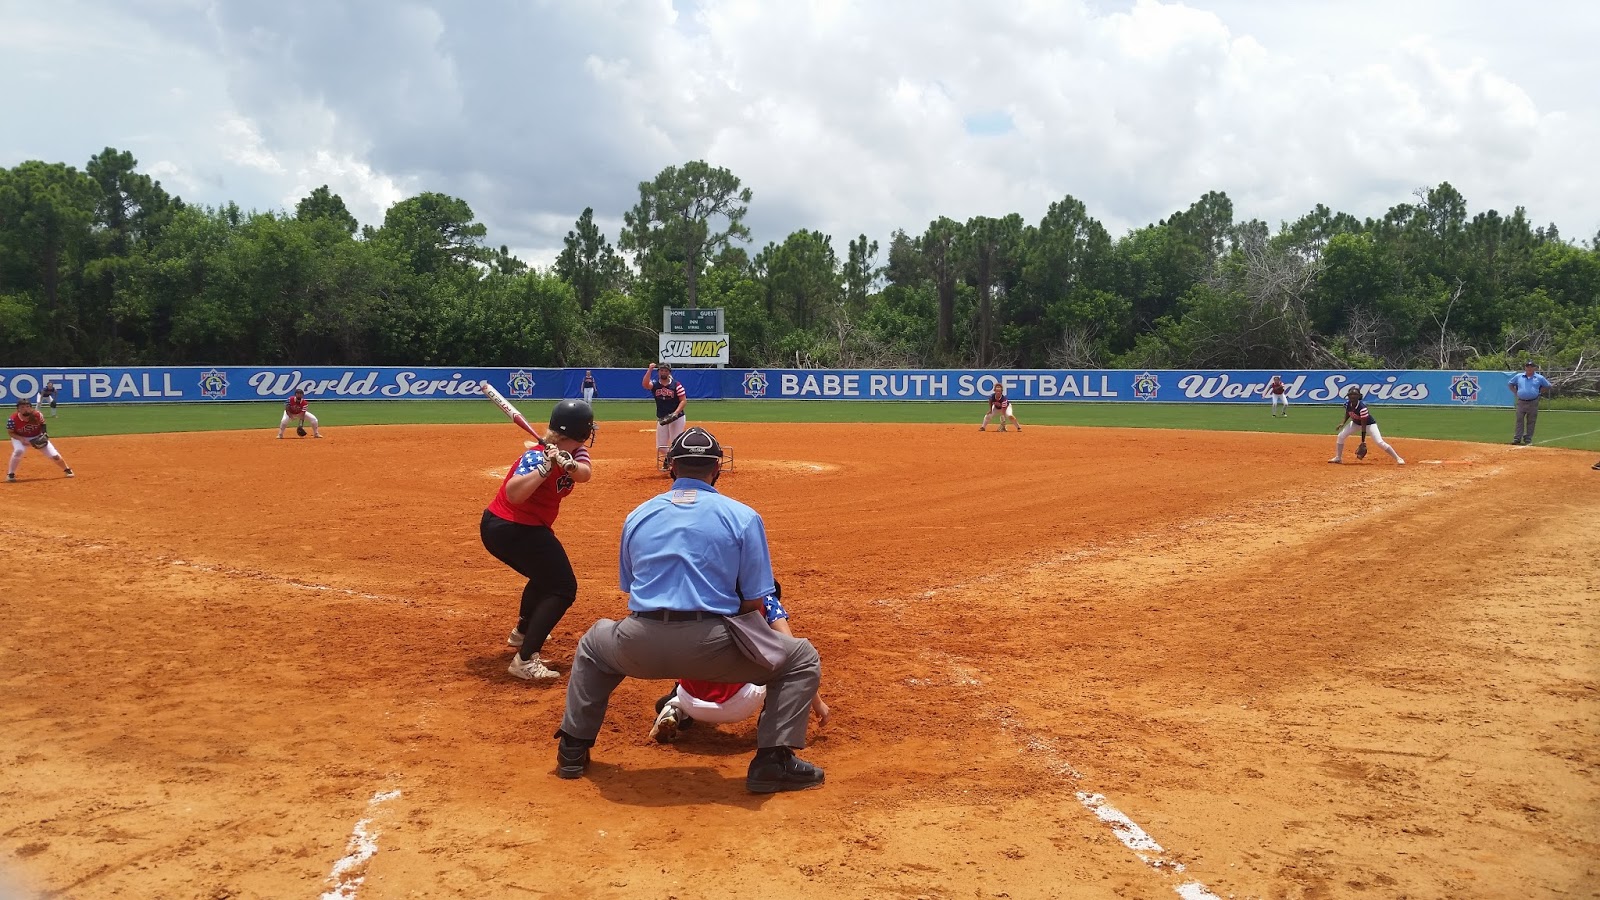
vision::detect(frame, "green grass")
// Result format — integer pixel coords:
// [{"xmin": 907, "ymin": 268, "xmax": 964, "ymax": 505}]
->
[{"xmin": 30, "ymin": 398, "xmax": 1600, "ymax": 450}]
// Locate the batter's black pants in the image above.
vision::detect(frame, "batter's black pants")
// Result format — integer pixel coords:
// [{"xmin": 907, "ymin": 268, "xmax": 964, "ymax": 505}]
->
[{"xmin": 480, "ymin": 510, "xmax": 578, "ymax": 655}]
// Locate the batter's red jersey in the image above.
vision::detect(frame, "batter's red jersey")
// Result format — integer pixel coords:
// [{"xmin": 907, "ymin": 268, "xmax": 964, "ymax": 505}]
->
[
  {"xmin": 6, "ymin": 413, "xmax": 45, "ymax": 439},
  {"xmin": 485, "ymin": 445, "xmax": 591, "ymax": 527},
  {"xmin": 285, "ymin": 396, "xmax": 309, "ymax": 416}
]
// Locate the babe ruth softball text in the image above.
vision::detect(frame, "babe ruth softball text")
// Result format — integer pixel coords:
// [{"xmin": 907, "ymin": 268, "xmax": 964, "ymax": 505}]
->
[{"xmin": 779, "ymin": 373, "xmax": 1121, "ymax": 398}]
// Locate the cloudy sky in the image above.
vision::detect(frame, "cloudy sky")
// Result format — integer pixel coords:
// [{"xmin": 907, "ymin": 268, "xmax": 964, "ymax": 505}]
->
[{"xmin": 3, "ymin": 0, "xmax": 1596, "ymax": 265}]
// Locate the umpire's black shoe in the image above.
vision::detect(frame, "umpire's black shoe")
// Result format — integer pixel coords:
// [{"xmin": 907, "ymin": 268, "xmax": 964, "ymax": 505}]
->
[
  {"xmin": 746, "ymin": 747, "xmax": 824, "ymax": 793},
  {"xmin": 555, "ymin": 736, "xmax": 591, "ymax": 780}
]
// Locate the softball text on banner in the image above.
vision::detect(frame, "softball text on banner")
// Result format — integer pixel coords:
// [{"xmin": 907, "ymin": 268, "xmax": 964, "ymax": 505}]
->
[
  {"xmin": 0, "ymin": 367, "xmax": 570, "ymax": 403},
  {"xmin": 724, "ymin": 369, "xmax": 1513, "ymax": 407}
]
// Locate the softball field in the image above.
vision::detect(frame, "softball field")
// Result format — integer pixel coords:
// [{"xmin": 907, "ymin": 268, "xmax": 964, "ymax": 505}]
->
[{"xmin": 1, "ymin": 422, "xmax": 1596, "ymax": 899}]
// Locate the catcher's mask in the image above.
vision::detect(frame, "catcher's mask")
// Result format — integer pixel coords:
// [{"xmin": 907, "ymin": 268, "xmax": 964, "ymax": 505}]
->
[{"xmin": 549, "ymin": 399, "xmax": 596, "ymax": 446}]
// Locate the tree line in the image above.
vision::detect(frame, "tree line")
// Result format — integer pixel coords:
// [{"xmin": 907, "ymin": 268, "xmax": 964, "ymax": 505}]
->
[{"xmin": 3, "ymin": 150, "xmax": 1597, "ymax": 385}]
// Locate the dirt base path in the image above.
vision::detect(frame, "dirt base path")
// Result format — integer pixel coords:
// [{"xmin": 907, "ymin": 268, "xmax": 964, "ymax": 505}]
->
[{"xmin": 2, "ymin": 422, "xmax": 1596, "ymax": 899}]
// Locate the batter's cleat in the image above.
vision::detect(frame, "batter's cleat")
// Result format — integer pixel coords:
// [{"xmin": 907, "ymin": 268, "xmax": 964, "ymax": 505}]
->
[
  {"xmin": 63, "ymin": 469, "xmax": 74, "ymax": 478},
  {"xmin": 508, "ymin": 653, "xmax": 560, "ymax": 681},
  {"xmin": 746, "ymin": 747, "xmax": 824, "ymax": 793},
  {"xmin": 507, "ymin": 627, "xmax": 524, "ymax": 648},
  {"xmin": 649, "ymin": 697, "xmax": 683, "ymax": 744},
  {"xmin": 555, "ymin": 736, "xmax": 591, "ymax": 779}
]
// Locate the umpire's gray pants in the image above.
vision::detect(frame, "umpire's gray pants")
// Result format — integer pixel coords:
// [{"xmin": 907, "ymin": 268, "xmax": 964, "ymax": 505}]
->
[
  {"xmin": 560, "ymin": 614, "xmax": 821, "ymax": 750},
  {"xmin": 1514, "ymin": 398, "xmax": 1540, "ymax": 441}
]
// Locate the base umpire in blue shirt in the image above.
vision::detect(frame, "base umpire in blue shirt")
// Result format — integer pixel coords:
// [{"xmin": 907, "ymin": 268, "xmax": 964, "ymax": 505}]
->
[
  {"xmin": 1508, "ymin": 360, "xmax": 1552, "ymax": 445},
  {"xmin": 554, "ymin": 426, "xmax": 825, "ymax": 792}
]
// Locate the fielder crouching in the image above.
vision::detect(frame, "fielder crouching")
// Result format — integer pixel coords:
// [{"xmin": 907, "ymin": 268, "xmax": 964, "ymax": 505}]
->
[{"xmin": 554, "ymin": 427, "xmax": 826, "ymax": 793}]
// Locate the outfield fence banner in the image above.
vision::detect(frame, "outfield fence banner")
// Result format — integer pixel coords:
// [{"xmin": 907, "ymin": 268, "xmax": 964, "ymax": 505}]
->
[
  {"xmin": 720, "ymin": 368, "xmax": 1516, "ymax": 407},
  {"xmin": 0, "ymin": 366, "xmax": 1517, "ymax": 407}
]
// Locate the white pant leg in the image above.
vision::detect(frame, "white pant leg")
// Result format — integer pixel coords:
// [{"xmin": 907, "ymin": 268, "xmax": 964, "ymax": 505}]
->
[
  {"xmin": 676, "ymin": 683, "xmax": 767, "ymax": 724},
  {"xmin": 1332, "ymin": 421, "xmax": 1359, "ymax": 458},
  {"xmin": 657, "ymin": 415, "xmax": 688, "ymax": 452},
  {"xmin": 1366, "ymin": 423, "xmax": 1402, "ymax": 461},
  {"xmin": 302, "ymin": 411, "xmax": 319, "ymax": 432},
  {"xmin": 8, "ymin": 437, "xmax": 58, "ymax": 470},
  {"xmin": 582, "ymin": 388, "xmax": 595, "ymax": 403},
  {"xmin": 279, "ymin": 412, "xmax": 292, "ymax": 434},
  {"xmin": 1270, "ymin": 395, "xmax": 1288, "ymax": 411}
]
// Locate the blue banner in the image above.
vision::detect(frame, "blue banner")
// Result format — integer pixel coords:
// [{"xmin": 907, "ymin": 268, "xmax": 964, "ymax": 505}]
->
[
  {"xmin": 721, "ymin": 369, "xmax": 1513, "ymax": 407},
  {"xmin": 0, "ymin": 366, "xmax": 1513, "ymax": 407}
]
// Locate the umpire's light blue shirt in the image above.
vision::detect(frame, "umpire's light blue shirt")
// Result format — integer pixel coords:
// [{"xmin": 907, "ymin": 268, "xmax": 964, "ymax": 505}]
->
[
  {"xmin": 619, "ymin": 478, "xmax": 776, "ymax": 615},
  {"xmin": 1509, "ymin": 372, "xmax": 1551, "ymax": 400}
]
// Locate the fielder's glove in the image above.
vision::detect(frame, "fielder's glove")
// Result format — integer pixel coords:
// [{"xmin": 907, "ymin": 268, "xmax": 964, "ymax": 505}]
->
[
  {"xmin": 658, "ymin": 411, "xmax": 684, "ymax": 426},
  {"xmin": 296, "ymin": 426, "xmax": 307, "ymax": 437},
  {"xmin": 29, "ymin": 433, "xmax": 49, "ymax": 449}
]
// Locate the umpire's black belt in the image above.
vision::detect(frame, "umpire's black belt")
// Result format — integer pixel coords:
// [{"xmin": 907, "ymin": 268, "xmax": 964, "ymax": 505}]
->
[{"xmin": 632, "ymin": 609, "xmax": 725, "ymax": 622}]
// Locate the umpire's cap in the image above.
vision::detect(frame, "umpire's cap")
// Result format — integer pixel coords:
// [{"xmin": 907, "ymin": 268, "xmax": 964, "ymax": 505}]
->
[
  {"xmin": 549, "ymin": 399, "xmax": 595, "ymax": 442},
  {"xmin": 666, "ymin": 426, "xmax": 722, "ymax": 463}
]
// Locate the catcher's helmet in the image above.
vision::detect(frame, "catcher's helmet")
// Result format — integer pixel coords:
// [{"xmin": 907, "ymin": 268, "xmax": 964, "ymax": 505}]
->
[
  {"xmin": 549, "ymin": 399, "xmax": 595, "ymax": 442},
  {"xmin": 666, "ymin": 426, "xmax": 722, "ymax": 463}
]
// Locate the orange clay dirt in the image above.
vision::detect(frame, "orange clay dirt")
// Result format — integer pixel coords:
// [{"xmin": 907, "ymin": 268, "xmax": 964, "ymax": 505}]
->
[{"xmin": 1, "ymin": 421, "xmax": 1597, "ymax": 900}]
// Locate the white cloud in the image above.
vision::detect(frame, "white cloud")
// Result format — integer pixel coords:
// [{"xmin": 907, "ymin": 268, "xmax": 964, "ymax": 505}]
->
[{"xmin": 2, "ymin": 0, "xmax": 1596, "ymax": 265}]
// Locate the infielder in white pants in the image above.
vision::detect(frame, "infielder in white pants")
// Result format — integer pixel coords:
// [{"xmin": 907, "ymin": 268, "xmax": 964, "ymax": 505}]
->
[
  {"xmin": 1330, "ymin": 387, "xmax": 1403, "ymax": 465},
  {"xmin": 1266, "ymin": 375, "xmax": 1289, "ymax": 417},
  {"xmin": 6, "ymin": 399, "xmax": 74, "ymax": 481}
]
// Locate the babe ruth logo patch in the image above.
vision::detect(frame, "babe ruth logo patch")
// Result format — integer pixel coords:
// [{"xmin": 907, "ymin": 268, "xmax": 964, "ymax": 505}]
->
[
  {"xmin": 198, "ymin": 368, "xmax": 230, "ymax": 399},
  {"xmin": 1132, "ymin": 372, "xmax": 1161, "ymax": 401},
  {"xmin": 1449, "ymin": 373, "xmax": 1481, "ymax": 404},
  {"xmin": 668, "ymin": 489, "xmax": 699, "ymax": 505},
  {"xmin": 507, "ymin": 370, "xmax": 536, "ymax": 399},
  {"xmin": 742, "ymin": 371, "xmax": 769, "ymax": 398}
]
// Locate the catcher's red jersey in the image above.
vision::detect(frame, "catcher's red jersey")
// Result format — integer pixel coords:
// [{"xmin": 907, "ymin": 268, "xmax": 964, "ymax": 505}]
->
[
  {"xmin": 285, "ymin": 396, "xmax": 309, "ymax": 416},
  {"xmin": 6, "ymin": 413, "xmax": 45, "ymax": 439},
  {"xmin": 679, "ymin": 680, "xmax": 746, "ymax": 703}
]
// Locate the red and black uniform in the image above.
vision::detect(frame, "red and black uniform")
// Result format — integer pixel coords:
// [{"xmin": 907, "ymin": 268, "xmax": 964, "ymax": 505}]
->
[
  {"xmin": 480, "ymin": 443, "xmax": 591, "ymax": 655},
  {"xmin": 650, "ymin": 378, "xmax": 686, "ymax": 419},
  {"xmin": 285, "ymin": 395, "xmax": 309, "ymax": 416},
  {"xmin": 1269, "ymin": 380, "xmax": 1286, "ymax": 396},
  {"xmin": 7, "ymin": 412, "xmax": 45, "ymax": 441}
]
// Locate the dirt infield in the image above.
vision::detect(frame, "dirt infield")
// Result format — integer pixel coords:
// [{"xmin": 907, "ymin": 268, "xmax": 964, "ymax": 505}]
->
[{"xmin": 2, "ymin": 422, "xmax": 1596, "ymax": 899}]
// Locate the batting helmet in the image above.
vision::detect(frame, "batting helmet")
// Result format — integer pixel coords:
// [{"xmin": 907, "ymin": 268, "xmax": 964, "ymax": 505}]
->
[
  {"xmin": 549, "ymin": 399, "xmax": 595, "ymax": 443},
  {"xmin": 666, "ymin": 426, "xmax": 722, "ymax": 463}
]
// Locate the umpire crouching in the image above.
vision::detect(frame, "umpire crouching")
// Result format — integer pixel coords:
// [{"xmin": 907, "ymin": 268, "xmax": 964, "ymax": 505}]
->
[{"xmin": 554, "ymin": 426, "xmax": 825, "ymax": 793}]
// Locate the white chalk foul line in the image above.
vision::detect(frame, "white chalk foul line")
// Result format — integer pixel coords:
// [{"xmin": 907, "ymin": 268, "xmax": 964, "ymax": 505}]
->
[
  {"xmin": 995, "ymin": 712, "xmax": 1222, "ymax": 900},
  {"xmin": 321, "ymin": 789, "xmax": 402, "ymax": 900}
]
